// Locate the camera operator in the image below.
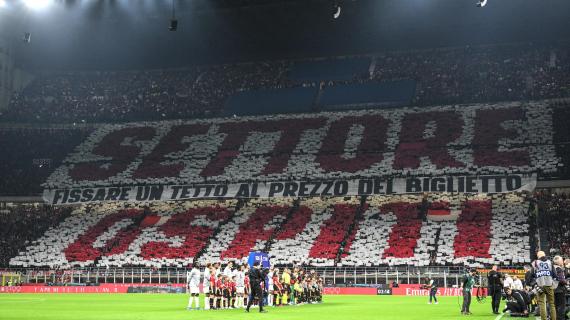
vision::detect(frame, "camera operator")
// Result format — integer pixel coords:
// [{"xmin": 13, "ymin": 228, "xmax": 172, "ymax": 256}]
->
[
  {"xmin": 532, "ymin": 251, "xmax": 559, "ymax": 320},
  {"xmin": 503, "ymin": 286, "xmax": 530, "ymax": 317},
  {"xmin": 488, "ymin": 265, "xmax": 504, "ymax": 314},
  {"xmin": 523, "ymin": 264, "xmax": 539, "ymax": 314},
  {"xmin": 553, "ymin": 256, "xmax": 567, "ymax": 320}
]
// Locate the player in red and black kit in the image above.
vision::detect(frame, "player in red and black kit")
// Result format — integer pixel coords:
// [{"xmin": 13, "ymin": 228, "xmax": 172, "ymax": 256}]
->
[
  {"xmin": 228, "ymin": 276, "xmax": 237, "ymax": 308},
  {"xmin": 207, "ymin": 270, "xmax": 216, "ymax": 310},
  {"xmin": 214, "ymin": 274, "xmax": 223, "ymax": 309},
  {"xmin": 244, "ymin": 271, "xmax": 251, "ymax": 308},
  {"xmin": 273, "ymin": 271, "xmax": 283, "ymax": 306},
  {"xmin": 222, "ymin": 276, "xmax": 232, "ymax": 309},
  {"xmin": 215, "ymin": 274, "xmax": 225, "ymax": 309}
]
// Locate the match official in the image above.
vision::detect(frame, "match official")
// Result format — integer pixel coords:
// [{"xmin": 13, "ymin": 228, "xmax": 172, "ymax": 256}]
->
[{"xmin": 246, "ymin": 262, "xmax": 267, "ymax": 313}]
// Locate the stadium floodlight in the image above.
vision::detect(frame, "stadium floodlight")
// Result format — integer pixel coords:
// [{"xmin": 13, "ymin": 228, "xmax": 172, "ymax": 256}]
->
[
  {"xmin": 23, "ymin": 0, "xmax": 51, "ymax": 10},
  {"xmin": 477, "ymin": 0, "xmax": 488, "ymax": 7},
  {"xmin": 333, "ymin": 5, "xmax": 341, "ymax": 19},
  {"xmin": 332, "ymin": 1, "xmax": 341, "ymax": 19}
]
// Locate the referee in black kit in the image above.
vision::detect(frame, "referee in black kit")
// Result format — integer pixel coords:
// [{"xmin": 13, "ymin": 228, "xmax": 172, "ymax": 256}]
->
[
  {"xmin": 487, "ymin": 265, "xmax": 503, "ymax": 314},
  {"xmin": 246, "ymin": 262, "xmax": 267, "ymax": 313}
]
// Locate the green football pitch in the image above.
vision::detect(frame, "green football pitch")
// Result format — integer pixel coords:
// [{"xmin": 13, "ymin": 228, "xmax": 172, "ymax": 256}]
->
[{"xmin": 0, "ymin": 294, "xmax": 520, "ymax": 320}]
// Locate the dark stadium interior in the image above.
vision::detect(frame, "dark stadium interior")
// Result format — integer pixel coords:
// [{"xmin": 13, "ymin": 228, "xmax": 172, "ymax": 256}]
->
[{"xmin": 0, "ymin": 1, "xmax": 569, "ymax": 318}]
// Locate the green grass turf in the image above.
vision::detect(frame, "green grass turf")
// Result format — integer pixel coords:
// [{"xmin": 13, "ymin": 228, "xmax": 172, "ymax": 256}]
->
[{"xmin": 0, "ymin": 294, "xmax": 511, "ymax": 320}]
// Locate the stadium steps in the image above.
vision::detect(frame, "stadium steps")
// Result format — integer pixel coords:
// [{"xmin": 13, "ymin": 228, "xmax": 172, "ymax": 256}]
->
[
  {"xmin": 261, "ymin": 198, "xmax": 301, "ymax": 253},
  {"xmin": 538, "ymin": 228, "xmax": 550, "ymax": 254},
  {"xmin": 423, "ymin": 199, "xmax": 442, "ymax": 265},
  {"xmin": 527, "ymin": 208, "xmax": 539, "ymax": 260},
  {"xmin": 312, "ymin": 83, "xmax": 325, "ymax": 112},
  {"xmin": 536, "ymin": 196, "xmax": 551, "ymax": 254},
  {"xmin": 368, "ymin": 57, "xmax": 377, "ymax": 78},
  {"xmin": 430, "ymin": 215, "xmax": 442, "ymax": 265},
  {"xmin": 8, "ymin": 207, "xmax": 73, "ymax": 266},
  {"xmin": 192, "ymin": 201, "xmax": 244, "ymax": 263},
  {"xmin": 334, "ymin": 196, "xmax": 367, "ymax": 265}
]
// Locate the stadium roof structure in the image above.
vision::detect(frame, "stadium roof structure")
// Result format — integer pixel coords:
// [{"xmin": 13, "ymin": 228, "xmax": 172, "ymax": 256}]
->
[{"xmin": 2, "ymin": 0, "xmax": 569, "ymax": 70}]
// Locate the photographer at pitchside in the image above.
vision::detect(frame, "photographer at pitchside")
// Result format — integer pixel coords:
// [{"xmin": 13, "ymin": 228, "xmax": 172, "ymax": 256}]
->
[
  {"xmin": 532, "ymin": 251, "xmax": 558, "ymax": 320},
  {"xmin": 503, "ymin": 287, "xmax": 530, "ymax": 317}
]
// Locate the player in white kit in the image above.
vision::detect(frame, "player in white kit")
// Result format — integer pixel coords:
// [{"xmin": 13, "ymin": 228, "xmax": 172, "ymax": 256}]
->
[
  {"xmin": 234, "ymin": 264, "xmax": 246, "ymax": 308},
  {"xmin": 267, "ymin": 267, "xmax": 274, "ymax": 307},
  {"xmin": 186, "ymin": 263, "xmax": 201, "ymax": 310},
  {"xmin": 223, "ymin": 261, "xmax": 234, "ymax": 277},
  {"xmin": 203, "ymin": 264, "xmax": 212, "ymax": 310}
]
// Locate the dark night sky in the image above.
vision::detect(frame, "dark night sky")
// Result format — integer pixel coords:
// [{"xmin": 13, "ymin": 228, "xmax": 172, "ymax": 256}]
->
[{"xmin": 4, "ymin": 0, "xmax": 570, "ymax": 70}]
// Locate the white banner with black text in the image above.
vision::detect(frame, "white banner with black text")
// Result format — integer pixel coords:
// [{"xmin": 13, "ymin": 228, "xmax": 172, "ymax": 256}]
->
[{"xmin": 43, "ymin": 174, "xmax": 536, "ymax": 205}]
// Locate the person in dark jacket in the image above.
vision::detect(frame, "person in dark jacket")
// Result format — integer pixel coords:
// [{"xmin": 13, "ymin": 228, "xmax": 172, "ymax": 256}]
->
[
  {"xmin": 425, "ymin": 277, "xmax": 438, "ymax": 304},
  {"xmin": 566, "ymin": 260, "xmax": 570, "ymax": 320},
  {"xmin": 488, "ymin": 265, "xmax": 504, "ymax": 314},
  {"xmin": 553, "ymin": 256, "xmax": 567, "ymax": 320},
  {"xmin": 246, "ymin": 262, "xmax": 267, "ymax": 313},
  {"xmin": 524, "ymin": 264, "xmax": 535, "ymax": 289},
  {"xmin": 523, "ymin": 264, "xmax": 539, "ymax": 314}
]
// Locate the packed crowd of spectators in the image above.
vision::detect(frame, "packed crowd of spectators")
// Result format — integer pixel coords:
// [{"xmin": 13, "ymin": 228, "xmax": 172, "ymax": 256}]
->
[
  {"xmin": 536, "ymin": 192, "xmax": 570, "ymax": 257},
  {"xmin": 0, "ymin": 204, "xmax": 71, "ymax": 267},
  {"xmin": 374, "ymin": 44, "xmax": 570, "ymax": 106},
  {"xmin": 0, "ymin": 43, "xmax": 568, "ymax": 123},
  {"xmin": 0, "ymin": 128, "xmax": 92, "ymax": 195},
  {"xmin": 2, "ymin": 62, "xmax": 289, "ymax": 123}
]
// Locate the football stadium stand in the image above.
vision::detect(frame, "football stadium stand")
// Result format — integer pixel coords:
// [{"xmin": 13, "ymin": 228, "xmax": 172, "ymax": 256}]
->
[{"xmin": 0, "ymin": 43, "xmax": 569, "ymax": 272}]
